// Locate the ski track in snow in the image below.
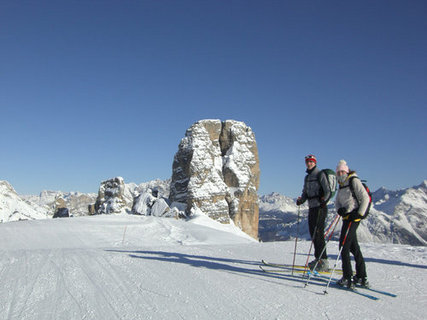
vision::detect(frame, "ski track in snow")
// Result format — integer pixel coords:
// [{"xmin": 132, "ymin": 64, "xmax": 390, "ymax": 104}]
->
[{"xmin": 0, "ymin": 215, "xmax": 426, "ymax": 320}]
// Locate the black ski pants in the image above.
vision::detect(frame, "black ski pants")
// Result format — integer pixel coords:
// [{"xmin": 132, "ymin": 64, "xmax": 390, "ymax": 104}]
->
[
  {"xmin": 339, "ymin": 220, "xmax": 367, "ymax": 280},
  {"xmin": 308, "ymin": 206, "xmax": 328, "ymax": 260}
]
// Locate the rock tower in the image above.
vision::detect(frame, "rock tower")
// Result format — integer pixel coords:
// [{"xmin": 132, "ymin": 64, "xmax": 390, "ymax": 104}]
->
[{"xmin": 169, "ymin": 119, "xmax": 260, "ymax": 239}]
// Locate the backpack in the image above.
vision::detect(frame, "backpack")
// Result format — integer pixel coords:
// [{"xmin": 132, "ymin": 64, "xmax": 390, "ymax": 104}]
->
[
  {"xmin": 319, "ymin": 169, "xmax": 338, "ymax": 203},
  {"xmin": 348, "ymin": 176, "xmax": 372, "ymax": 219}
]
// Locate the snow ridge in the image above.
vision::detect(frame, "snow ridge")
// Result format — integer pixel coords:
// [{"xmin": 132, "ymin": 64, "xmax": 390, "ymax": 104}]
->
[{"xmin": 0, "ymin": 181, "xmax": 48, "ymax": 222}]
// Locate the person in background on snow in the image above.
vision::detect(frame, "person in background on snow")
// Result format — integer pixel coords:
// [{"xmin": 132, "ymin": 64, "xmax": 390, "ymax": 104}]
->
[
  {"xmin": 335, "ymin": 160, "xmax": 370, "ymax": 289},
  {"xmin": 296, "ymin": 154, "xmax": 330, "ymax": 272}
]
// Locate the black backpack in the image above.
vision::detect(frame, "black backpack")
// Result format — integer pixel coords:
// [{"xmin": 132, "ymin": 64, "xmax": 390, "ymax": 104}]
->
[{"xmin": 348, "ymin": 176, "xmax": 372, "ymax": 219}]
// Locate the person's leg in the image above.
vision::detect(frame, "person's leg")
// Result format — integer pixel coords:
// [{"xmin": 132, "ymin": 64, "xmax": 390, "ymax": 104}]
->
[
  {"xmin": 315, "ymin": 206, "xmax": 328, "ymax": 260},
  {"xmin": 338, "ymin": 221, "xmax": 357, "ymax": 287}
]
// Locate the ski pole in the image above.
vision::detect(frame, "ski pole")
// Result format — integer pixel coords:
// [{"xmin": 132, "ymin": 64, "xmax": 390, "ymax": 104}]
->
[
  {"xmin": 303, "ymin": 211, "xmax": 339, "ymax": 276},
  {"xmin": 324, "ymin": 213, "xmax": 340, "ymax": 238},
  {"xmin": 324, "ymin": 221, "xmax": 353, "ymax": 294},
  {"xmin": 302, "ymin": 206, "xmax": 332, "ymax": 277},
  {"xmin": 304, "ymin": 214, "xmax": 340, "ymax": 287},
  {"xmin": 302, "ymin": 211, "xmax": 320, "ymax": 277},
  {"xmin": 291, "ymin": 205, "xmax": 301, "ymax": 275}
]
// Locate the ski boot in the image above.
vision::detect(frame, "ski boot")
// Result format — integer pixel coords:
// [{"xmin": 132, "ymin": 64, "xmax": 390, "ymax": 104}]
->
[
  {"xmin": 315, "ymin": 259, "xmax": 329, "ymax": 272},
  {"xmin": 353, "ymin": 276, "xmax": 370, "ymax": 288},
  {"xmin": 337, "ymin": 277, "xmax": 355, "ymax": 290},
  {"xmin": 308, "ymin": 259, "xmax": 318, "ymax": 270}
]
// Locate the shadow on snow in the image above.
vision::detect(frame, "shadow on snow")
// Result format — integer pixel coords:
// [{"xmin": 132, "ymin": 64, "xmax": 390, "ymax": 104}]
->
[{"xmin": 106, "ymin": 249, "xmax": 331, "ymax": 291}]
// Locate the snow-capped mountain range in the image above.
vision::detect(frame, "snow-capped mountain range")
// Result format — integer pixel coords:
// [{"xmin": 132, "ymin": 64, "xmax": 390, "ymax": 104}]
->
[
  {"xmin": 1, "ymin": 179, "xmax": 426, "ymax": 246},
  {"xmin": 259, "ymin": 180, "xmax": 427, "ymax": 246},
  {"xmin": 22, "ymin": 190, "xmax": 98, "ymax": 217}
]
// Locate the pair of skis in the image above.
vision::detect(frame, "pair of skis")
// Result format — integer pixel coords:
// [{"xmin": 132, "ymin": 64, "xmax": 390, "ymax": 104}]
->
[
  {"xmin": 259, "ymin": 260, "xmax": 342, "ymax": 275},
  {"xmin": 260, "ymin": 260, "xmax": 396, "ymax": 300}
]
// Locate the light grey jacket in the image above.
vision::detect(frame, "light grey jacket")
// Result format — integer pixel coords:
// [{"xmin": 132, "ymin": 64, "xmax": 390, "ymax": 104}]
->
[
  {"xmin": 335, "ymin": 173, "xmax": 370, "ymax": 220},
  {"xmin": 300, "ymin": 166, "xmax": 331, "ymax": 208}
]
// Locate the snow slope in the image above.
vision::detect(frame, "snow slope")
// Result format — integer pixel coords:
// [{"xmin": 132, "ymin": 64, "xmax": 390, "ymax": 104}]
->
[
  {"xmin": 0, "ymin": 181, "xmax": 48, "ymax": 222},
  {"xmin": 0, "ymin": 214, "xmax": 425, "ymax": 320}
]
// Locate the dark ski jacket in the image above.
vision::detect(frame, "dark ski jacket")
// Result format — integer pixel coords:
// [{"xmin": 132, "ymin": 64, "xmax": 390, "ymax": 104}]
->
[{"xmin": 299, "ymin": 166, "xmax": 330, "ymax": 208}]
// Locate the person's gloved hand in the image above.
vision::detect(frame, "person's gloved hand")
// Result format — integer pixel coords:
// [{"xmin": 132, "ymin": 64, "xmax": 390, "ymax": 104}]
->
[
  {"xmin": 348, "ymin": 210, "xmax": 362, "ymax": 221},
  {"xmin": 296, "ymin": 197, "xmax": 304, "ymax": 206},
  {"xmin": 320, "ymin": 197, "xmax": 327, "ymax": 208},
  {"xmin": 337, "ymin": 207, "xmax": 347, "ymax": 216}
]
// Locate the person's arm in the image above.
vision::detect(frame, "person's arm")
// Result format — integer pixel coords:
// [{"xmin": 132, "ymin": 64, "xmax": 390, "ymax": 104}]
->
[
  {"xmin": 297, "ymin": 177, "xmax": 308, "ymax": 205},
  {"xmin": 351, "ymin": 178, "xmax": 370, "ymax": 217},
  {"xmin": 319, "ymin": 171, "xmax": 331, "ymax": 203}
]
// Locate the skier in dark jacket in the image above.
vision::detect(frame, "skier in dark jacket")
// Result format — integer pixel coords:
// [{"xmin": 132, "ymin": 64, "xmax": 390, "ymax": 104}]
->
[
  {"xmin": 296, "ymin": 154, "xmax": 330, "ymax": 271},
  {"xmin": 335, "ymin": 160, "xmax": 370, "ymax": 289}
]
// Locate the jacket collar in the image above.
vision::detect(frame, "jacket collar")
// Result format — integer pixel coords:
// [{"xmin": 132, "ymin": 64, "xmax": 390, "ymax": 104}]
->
[
  {"xmin": 339, "ymin": 172, "xmax": 358, "ymax": 186},
  {"xmin": 306, "ymin": 166, "xmax": 317, "ymax": 175}
]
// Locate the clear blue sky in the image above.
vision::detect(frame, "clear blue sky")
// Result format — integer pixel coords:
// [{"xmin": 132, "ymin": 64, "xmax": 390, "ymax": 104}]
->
[{"xmin": 1, "ymin": 0, "xmax": 426, "ymax": 197}]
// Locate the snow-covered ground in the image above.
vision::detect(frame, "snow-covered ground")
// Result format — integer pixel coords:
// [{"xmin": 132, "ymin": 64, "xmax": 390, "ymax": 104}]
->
[{"xmin": 0, "ymin": 214, "xmax": 425, "ymax": 320}]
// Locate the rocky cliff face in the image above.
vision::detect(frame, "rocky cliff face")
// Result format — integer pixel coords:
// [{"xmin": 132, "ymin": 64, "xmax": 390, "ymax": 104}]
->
[{"xmin": 169, "ymin": 119, "xmax": 260, "ymax": 239}]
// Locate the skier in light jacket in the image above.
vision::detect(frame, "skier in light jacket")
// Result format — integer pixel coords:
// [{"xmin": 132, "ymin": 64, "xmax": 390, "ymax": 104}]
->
[
  {"xmin": 297, "ymin": 154, "xmax": 330, "ymax": 271},
  {"xmin": 335, "ymin": 160, "xmax": 370, "ymax": 289}
]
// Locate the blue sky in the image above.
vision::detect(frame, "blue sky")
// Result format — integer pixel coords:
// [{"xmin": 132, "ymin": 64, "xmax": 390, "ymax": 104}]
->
[{"xmin": 1, "ymin": 0, "xmax": 426, "ymax": 197}]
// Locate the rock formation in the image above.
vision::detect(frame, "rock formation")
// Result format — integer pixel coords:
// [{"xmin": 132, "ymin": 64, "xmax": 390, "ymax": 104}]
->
[
  {"xmin": 131, "ymin": 188, "xmax": 172, "ymax": 217},
  {"xmin": 94, "ymin": 177, "xmax": 129, "ymax": 214},
  {"xmin": 89, "ymin": 178, "xmax": 172, "ymax": 216},
  {"xmin": 169, "ymin": 119, "xmax": 260, "ymax": 239},
  {"xmin": 53, "ymin": 207, "xmax": 70, "ymax": 218}
]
